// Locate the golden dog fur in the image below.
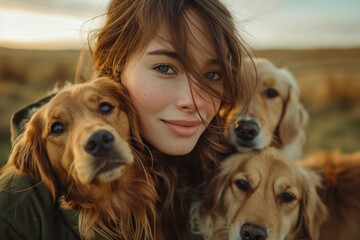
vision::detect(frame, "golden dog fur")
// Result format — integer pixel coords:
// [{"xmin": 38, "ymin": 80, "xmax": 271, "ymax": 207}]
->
[
  {"xmin": 190, "ymin": 147, "xmax": 327, "ymax": 240},
  {"xmin": 0, "ymin": 77, "xmax": 158, "ymax": 239},
  {"xmin": 223, "ymin": 58, "xmax": 308, "ymax": 160},
  {"xmin": 298, "ymin": 150, "xmax": 360, "ymax": 240}
]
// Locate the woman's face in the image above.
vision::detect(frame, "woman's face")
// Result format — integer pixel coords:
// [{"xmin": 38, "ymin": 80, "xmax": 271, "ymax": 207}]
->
[{"xmin": 121, "ymin": 10, "xmax": 223, "ymax": 155}]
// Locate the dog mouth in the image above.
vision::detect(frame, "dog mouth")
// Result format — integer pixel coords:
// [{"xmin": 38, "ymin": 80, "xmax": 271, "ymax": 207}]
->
[
  {"xmin": 92, "ymin": 154, "xmax": 132, "ymax": 180},
  {"xmin": 76, "ymin": 153, "xmax": 133, "ymax": 184},
  {"xmin": 236, "ymin": 139, "xmax": 257, "ymax": 148},
  {"xmin": 80, "ymin": 129, "xmax": 134, "ymax": 183},
  {"xmin": 95, "ymin": 159, "xmax": 126, "ymax": 176}
]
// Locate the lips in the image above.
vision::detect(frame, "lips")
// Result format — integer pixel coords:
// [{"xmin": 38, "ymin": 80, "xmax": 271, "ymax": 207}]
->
[{"xmin": 162, "ymin": 120, "xmax": 201, "ymax": 137}]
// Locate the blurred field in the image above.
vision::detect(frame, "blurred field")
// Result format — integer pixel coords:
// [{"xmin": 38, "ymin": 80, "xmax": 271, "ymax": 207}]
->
[
  {"xmin": 0, "ymin": 47, "xmax": 359, "ymax": 166},
  {"xmin": 255, "ymin": 48, "xmax": 360, "ymax": 155}
]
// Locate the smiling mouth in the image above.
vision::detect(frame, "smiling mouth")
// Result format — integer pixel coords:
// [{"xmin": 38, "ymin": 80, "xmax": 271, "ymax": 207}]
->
[{"xmin": 162, "ymin": 120, "xmax": 201, "ymax": 137}]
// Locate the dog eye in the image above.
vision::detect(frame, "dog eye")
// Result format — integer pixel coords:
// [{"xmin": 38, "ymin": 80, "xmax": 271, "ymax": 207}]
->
[
  {"xmin": 265, "ymin": 88, "xmax": 279, "ymax": 98},
  {"xmin": 99, "ymin": 102, "xmax": 114, "ymax": 114},
  {"xmin": 280, "ymin": 192, "xmax": 296, "ymax": 203},
  {"xmin": 50, "ymin": 122, "xmax": 65, "ymax": 135},
  {"xmin": 234, "ymin": 179, "xmax": 250, "ymax": 192}
]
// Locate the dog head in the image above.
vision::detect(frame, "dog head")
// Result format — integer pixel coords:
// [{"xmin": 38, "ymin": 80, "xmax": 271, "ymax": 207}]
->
[
  {"xmin": 224, "ymin": 58, "xmax": 308, "ymax": 158},
  {"xmin": 191, "ymin": 147, "xmax": 327, "ymax": 240},
  {"xmin": 8, "ymin": 77, "xmax": 139, "ymax": 199}
]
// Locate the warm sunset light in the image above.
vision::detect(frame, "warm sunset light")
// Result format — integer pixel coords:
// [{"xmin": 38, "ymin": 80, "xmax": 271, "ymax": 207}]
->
[
  {"xmin": 0, "ymin": 9, "xmax": 101, "ymax": 49},
  {"xmin": 0, "ymin": 5, "xmax": 360, "ymax": 235},
  {"xmin": 0, "ymin": 0, "xmax": 360, "ymax": 50}
]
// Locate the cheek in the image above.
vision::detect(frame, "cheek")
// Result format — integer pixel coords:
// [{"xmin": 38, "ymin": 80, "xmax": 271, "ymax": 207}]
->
[
  {"xmin": 224, "ymin": 189, "xmax": 246, "ymax": 219},
  {"xmin": 128, "ymin": 86, "xmax": 167, "ymax": 127},
  {"xmin": 200, "ymin": 93, "xmax": 221, "ymax": 123},
  {"xmin": 211, "ymin": 97, "xmax": 222, "ymax": 115},
  {"xmin": 122, "ymin": 70, "xmax": 166, "ymax": 114},
  {"xmin": 281, "ymin": 204, "xmax": 301, "ymax": 234},
  {"xmin": 264, "ymin": 98, "xmax": 283, "ymax": 127},
  {"xmin": 46, "ymin": 135, "xmax": 71, "ymax": 174}
]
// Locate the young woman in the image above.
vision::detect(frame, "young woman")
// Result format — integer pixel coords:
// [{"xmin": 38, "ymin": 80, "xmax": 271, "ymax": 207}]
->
[
  {"xmin": 3, "ymin": 0, "xmax": 255, "ymax": 239},
  {"xmin": 89, "ymin": 0, "xmax": 255, "ymax": 238}
]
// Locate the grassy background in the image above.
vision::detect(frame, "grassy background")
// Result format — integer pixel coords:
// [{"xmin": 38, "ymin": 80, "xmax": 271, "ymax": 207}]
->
[{"xmin": 0, "ymin": 47, "xmax": 359, "ymax": 166}]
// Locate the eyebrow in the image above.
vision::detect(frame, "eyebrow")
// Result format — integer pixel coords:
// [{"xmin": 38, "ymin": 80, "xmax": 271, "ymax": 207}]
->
[
  {"xmin": 147, "ymin": 50, "xmax": 179, "ymax": 60},
  {"xmin": 207, "ymin": 59, "xmax": 220, "ymax": 66},
  {"xmin": 147, "ymin": 49, "xmax": 220, "ymax": 66}
]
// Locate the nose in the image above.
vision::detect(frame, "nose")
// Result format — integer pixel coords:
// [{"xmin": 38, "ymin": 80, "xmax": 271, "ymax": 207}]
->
[
  {"xmin": 240, "ymin": 223, "xmax": 267, "ymax": 240},
  {"xmin": 234, "ymin": 119, "xmax": 260, "ymax": 141},
  {"xmin": 176, "ymin": 78, "xmax": 205, "ymax": 112},
  {"xmin": 84, "ymin": 130, "xmax": 114, "ymax": 157}
]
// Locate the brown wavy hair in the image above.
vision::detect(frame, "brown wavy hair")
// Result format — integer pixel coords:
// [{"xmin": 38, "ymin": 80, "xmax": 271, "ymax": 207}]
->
[{"xmin": 88, "ymin": 0, "xmax": 255, "ymax": 238}]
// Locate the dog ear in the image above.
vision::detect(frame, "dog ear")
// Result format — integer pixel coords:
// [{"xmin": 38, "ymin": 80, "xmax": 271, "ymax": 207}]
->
[
  {"xmin": 198, "ymin": 157, "xmax": 236, "ymax": 220},
  {"xmin": 295, "ymin": 168, "xmax": 328, "ymax": 239},
  {"xmin": 189, "ymin": 170, "xmax": 231, "ymax": 238},
  {"xmin": 278, "ymin": 86, "xmax": 309, "ymax": 145},
  {"xmin": 10, "ymin": 93, "xmax": 56, "ymax": 145},
  {"xmin": 8, "ymin": 111, "xmax": 58, "ymax": 200}
]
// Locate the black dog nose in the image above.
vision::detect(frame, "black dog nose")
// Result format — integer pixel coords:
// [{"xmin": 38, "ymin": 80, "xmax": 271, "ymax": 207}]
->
[
  {"xmin": 234, "ymin": 119, "xmax": 260, "ymax": 141},
  {"xmin": 240, "ymin": 223, "xmax": 267, "ymax": 240},
  {"xmin": 84, "ymin": 130, "xmax": 114, "ymax": 157}
]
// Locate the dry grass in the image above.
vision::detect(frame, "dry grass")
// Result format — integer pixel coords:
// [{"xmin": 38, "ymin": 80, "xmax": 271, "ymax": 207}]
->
[
  {"xmin": 304, "ymin": 104, "xmax": 360, "ymax": 154},
  {"xmin": 1, "ymin": 47, "xmax": 359, "ymax": 166}
]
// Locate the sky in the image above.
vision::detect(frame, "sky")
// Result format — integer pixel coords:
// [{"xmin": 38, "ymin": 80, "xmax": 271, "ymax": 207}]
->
[{"xmin": 1, "ymin": 0, "xmax": 360, "ymax": 50}]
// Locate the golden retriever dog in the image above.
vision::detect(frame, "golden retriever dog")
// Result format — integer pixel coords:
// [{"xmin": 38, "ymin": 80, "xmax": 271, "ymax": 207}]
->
[
  {"xmin": 0, "ymin": 77, "xmax": 158, "ymax": 240},
  {"xmin": 190, "ymin": 147, "xmax": 327, "ymax": 240},
  {"xmin": 298, "ymin": 150, "xmax": 360, "ymax": 240},
  {"xmin": 223, "ymin": 58, "xmax": 308, "ymax": 160}
]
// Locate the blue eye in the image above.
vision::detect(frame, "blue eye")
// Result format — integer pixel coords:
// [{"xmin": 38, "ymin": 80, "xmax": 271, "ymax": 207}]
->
[
  {"xmin": 99, "ymin": 102, "xmax": 114, "ymax": 114},
  {"xmin": 51, "ymin": 122, "xmax": 65, "ymax": 135},
  {"xmin": 153, "ymin": 64, "xmax": 176, "ymax": 75},
  {"xmin": 205, "ymin": 71, "xmax": 221, "ymax": 80}
]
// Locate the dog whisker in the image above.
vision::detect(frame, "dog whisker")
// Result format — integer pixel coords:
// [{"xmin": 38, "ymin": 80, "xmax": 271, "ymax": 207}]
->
[{"xmin": 214, "ymin": 225, "xmax": 231, "ymax": 240}]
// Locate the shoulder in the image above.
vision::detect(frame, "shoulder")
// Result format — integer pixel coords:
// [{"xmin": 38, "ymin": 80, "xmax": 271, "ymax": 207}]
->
[
  {"xmin": 0, "ymin": 174, "xmax": 55, "ymax": 216},
  {"xmin": 0, "ymin": 174, "xmax": 80, "ymax": 240}
]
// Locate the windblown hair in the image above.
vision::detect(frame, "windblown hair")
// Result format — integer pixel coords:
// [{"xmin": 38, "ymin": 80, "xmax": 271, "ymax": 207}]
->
[
  {"xmin": 91, "ymin": 0, "xmax": 254, "ymax": 108},
  {"xmin": 88, "ymin": 0, "xmax": 256, "ymax": 238}
]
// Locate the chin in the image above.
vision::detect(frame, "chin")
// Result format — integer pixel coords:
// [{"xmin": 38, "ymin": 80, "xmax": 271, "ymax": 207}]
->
[{"xmin": 156, "ymin": 139, "xmax": 198, "ymax": 156}]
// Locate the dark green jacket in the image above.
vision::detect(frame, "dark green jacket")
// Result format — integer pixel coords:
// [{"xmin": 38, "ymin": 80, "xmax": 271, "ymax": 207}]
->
[{"xmin": 0, "ymin": 175, "xmax": 80, "ymax": 240}]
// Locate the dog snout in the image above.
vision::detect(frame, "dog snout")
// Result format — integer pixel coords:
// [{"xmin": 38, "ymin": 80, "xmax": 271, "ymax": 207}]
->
[
  {"xmin": 234, "ymin": 120, "xmax": 260, "ymax": 141},
  {"xmin": 240, "ymin": 223, "xmax": 267, "ymax": 240},
  {"xmin": 85, "ymin": 130, "xmax": 114, "ymax": 157}
]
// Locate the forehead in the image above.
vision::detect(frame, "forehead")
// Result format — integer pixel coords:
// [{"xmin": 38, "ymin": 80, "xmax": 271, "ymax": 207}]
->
[
  {"xmin": 139, "ymin": 9, "xmax": 216, "ymax": 65},
  {"xmin": 226, "ymin": 151, "xmax": 300, "ymax": 183},
  {"xmin": 182, "ymin": 9, "xmax": 216, "ymax": 56},
  {"xmin": 257, "ymin": 60, "xmax": 295, "ymax": 90},
  {"xmin": 44, "ymin": 83, "xmax": 117, "ymax": 115},
  {"xmin": 50, "ymin": 85, "xmax": 97, "ymax": 105}
]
